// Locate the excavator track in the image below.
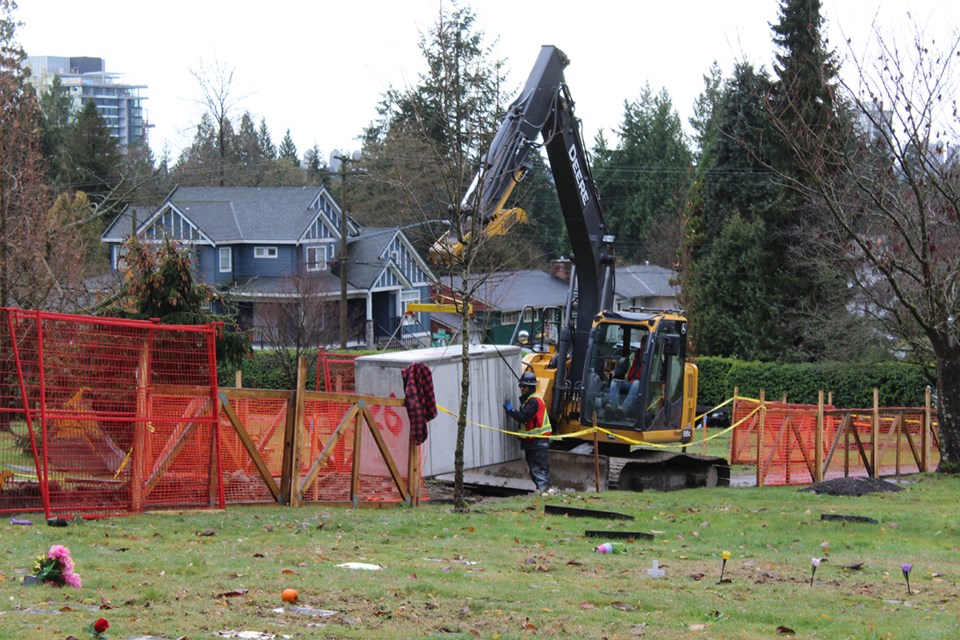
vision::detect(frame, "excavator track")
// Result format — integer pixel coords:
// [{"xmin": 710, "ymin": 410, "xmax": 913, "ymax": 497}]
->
[{"xmin": 609, "ymin": 450, "xmax": 730, "ymax": 491}]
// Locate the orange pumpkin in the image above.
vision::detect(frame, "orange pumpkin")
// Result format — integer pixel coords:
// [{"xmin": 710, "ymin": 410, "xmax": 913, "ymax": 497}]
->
[{"xmin": 281, "ymin": 588, "xmax": 298, "ymax": 603}]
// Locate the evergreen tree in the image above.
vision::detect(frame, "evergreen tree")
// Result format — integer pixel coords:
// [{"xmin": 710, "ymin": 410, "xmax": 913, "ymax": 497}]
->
[
  {"xmin": 257, "ymin": 118, "xmax": 276, "ymax": 159},
  {"xmin": 770, "ymin": 0, "xmax": 840, "ymax": 156},
  {"xmin": 303, "ymin": 145, "xmax": 331, "ymax": 188},
  {"xmin": 173, "ymin": 113, "xmax": 224, "ymax": 186},
  {"xmin": 767, "ymin": 0, "xmax": 853, "ymax": 359},
  {"xmin": 234, "ymin": 111, "xmax": 263, "ymax": 183},
  {"xmin": 592, "ymin": 84, "xmax": 692, "ymax": 265},
  {"xmin": 101, "ymin": 235, "xmax": 250, "ymax": 366},
  {"xmin": 277, "ymin": 129, "xmax": 299, "ymax": 168},
  {"xmin": 37, "ymin": 74, "xmax": 73, "ymax": 186},
  {"xmin": 62, "ymin": 99, "xmax": 121, "ymax": 205},
  {"xmin": 688, "ymin": 63, "xmax": 788, "ymax": 360}
]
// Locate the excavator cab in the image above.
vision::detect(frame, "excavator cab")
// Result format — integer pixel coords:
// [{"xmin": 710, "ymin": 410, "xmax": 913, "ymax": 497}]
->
[{"xmin": 581, "ymin": 311, "xmax": 692, "ymax": 438}]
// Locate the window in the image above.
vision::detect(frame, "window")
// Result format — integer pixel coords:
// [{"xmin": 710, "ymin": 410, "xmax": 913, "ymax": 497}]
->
[
  {"xmin": 254, "ymin": 246, "xmax": 278, "ymax": 259},
  {"xmin": 501, "ymin": 308, "xmax": 533, "ymax": 326},
  {"xmin": 305, "ymin": 246, "xmax": 326, "ymax": 271},
  {"xmin": 219, "ymin": 247, "xmax": 232, "ymax": 273},
  {"xmin": 401, "ymin": 290, "xmax": 422, "ymax": 325}
]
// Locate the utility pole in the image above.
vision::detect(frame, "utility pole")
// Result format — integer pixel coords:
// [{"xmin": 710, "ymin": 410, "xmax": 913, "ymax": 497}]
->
[{"xmin": 337, "ymin": 155, "xmax": 350, "ymax": 349}]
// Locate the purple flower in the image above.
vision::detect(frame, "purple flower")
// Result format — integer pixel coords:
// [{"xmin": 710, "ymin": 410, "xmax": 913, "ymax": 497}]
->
[{"xmin": 902, "ymin": 563, "xmax": 912, "ymax": 595}]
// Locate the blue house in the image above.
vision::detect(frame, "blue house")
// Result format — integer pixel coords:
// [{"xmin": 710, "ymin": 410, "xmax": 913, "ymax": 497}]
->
[{"xmin": 102, "ymin": 186, "xmax": 435, "ymax": 347}]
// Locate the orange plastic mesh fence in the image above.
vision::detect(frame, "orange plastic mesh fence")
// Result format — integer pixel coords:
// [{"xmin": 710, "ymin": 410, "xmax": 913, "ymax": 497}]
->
[
  {"xmin": 729, "ymin": 400, "xmax": 826, "ymax": 465},
  {"xmin": 729, "ymin": 394, "xmax": 940, "ymax": 487},
  {"xmin": 0, "ymin": 308, "xmax": 219, "ymax": 517},
  {"xmin": 316, "ymin": 350, "xmax": 360, "ymax": 392},
  {"xmin": 755, "ymin": 404, "xmax": 820, "ymax": 486},
  {"xmin": 219, "ymin": 394, "xmax": 291, "ymax": 504}
]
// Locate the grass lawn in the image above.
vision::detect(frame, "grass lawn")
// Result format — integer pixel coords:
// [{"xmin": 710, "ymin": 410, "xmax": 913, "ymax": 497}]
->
[{"xmin": 1, "ymin": 472, "xmax": 958, "ymax": 639}]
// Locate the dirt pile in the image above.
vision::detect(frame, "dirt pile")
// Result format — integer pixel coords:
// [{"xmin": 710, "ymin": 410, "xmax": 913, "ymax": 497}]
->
[{"xmin": 801, "ymin": 476, "xmax": 904, "ymax": 497}]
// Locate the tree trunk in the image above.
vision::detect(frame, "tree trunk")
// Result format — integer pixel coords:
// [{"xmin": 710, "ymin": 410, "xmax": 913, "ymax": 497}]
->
[
  {"xmin": 934, "ymin": 350, "xmax": 960, "ymax": 473},
  {"xmin": 453, "ymin": 300, "xmax": 471, "ymax": 511}
]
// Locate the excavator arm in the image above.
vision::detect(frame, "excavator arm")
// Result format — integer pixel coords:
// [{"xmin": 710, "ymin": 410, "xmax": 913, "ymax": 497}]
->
[{"xmin": 430, "ymin": 45, "xmax": 615, "ymax": 405}]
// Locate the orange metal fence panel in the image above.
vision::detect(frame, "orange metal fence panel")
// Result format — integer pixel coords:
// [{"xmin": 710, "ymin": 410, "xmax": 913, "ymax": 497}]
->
[
  {"xmin": 0, "ymin": 308, "xmax": 220, "ymax": 518},
  {"xmin": 316, "ymin": 350, "xmax": 359, "ymax": 393}
]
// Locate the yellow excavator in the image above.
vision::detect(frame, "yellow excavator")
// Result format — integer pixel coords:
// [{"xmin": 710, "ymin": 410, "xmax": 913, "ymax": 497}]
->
[{"xmin": 432, "ymin": 46, "xmax": 728, "ymax": 490}]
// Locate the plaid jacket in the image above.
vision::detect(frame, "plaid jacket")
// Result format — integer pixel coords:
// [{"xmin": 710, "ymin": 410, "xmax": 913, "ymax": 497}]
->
[{"xmin": 402, "ymin": 362, "xmax": 437, "ymax": 445}]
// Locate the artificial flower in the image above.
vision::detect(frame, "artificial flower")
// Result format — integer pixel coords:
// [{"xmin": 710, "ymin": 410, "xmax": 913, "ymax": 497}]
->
[
  {"xmin": 32, "ymin": 545, "xmax": 81, "ymax": 588},
  {"xmin": 89, "ymin": 616, "xmax": 110, "ymax": 638}
]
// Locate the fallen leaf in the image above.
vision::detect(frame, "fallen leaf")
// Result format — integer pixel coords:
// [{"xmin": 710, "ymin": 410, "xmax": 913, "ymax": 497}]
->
[
  {"xmin": 580, "ymin": 602, "xmax": 596, "ymax": 610},
  {"xmin": 842, "ymin": 563, "xmax": 864, "ymax": 570},
  {"xmin": 690, "ymin": 573, "xmax": 705, "ymax": 581},
  {"xmin": 689, "ymin": 623, "xmax": 706, "ymax": 631},
  {"xmin": 216, "ymin": 588, "xmax": 249, "ymax": 598},
  {"xmin": 282, "ymin": 569, "xmax": 297, "ymax": 575},
  {"xmin": 522, "ymin": 619, "xmax": 538, "ymax": 630},
  {"xmin": 197, "ymin": 529, "xmax": 216, "ymax": 537},
  {"xmin": 776, "ymin": 625, "xmax": 796, "ymax": 634},
  {"xmin": 612, "ymin": 601, "xmax": 636, "ymax": 611},
  {"xmin": 253, "ymin": 553, "xmax": 265, "ymax": 558}
]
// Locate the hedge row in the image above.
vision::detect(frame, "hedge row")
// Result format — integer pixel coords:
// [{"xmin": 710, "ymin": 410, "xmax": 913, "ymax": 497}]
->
[
  {"xmin": 217, "ymin": 351, "xmax": 932, "ymax": 410},
  {"xmin": 695, "ymin": 357, "xmax": 933, "ymax": 409},
  {"xmin": 217, "ymin": 351, "xmax": 320, "ymax": 390}
]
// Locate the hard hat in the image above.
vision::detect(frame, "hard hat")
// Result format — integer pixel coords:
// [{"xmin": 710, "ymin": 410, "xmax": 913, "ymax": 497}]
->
[{"xmin": 519, "ymin": 371, "xmax": 538, "ymax": 387}]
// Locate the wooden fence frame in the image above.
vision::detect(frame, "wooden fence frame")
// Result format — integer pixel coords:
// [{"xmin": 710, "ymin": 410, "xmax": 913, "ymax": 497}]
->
[
  {"xmin": 219, "ymin": 358, "xmax": 423, "ymax": 508},
  {"xmin": 732, "ymin": 387, "xmax": 939, "ymax": 486}
]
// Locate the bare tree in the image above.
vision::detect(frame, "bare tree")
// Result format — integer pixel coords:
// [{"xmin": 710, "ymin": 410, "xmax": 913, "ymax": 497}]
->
[
  {"xmin": 254, "ymin": 273, "xmax": 362, "ymax": 390},
  {"xmin": 768, "ymin": 19, "xmax": 960, "ymax": 471},
  {"xmin": 191, "ymin": 56, "xmax": 243, "ymax": 187}
]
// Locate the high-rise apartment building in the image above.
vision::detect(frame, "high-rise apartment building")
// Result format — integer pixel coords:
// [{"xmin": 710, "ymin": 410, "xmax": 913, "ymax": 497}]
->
[{"xmin": 25, "ymin": 56, "xmax": 148, "ymax": 150}]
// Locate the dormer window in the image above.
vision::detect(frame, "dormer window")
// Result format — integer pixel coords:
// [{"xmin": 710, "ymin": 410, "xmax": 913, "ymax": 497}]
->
[{"xmin": 306, "ymin": 246, "xmax": 327, "ymax": 271}]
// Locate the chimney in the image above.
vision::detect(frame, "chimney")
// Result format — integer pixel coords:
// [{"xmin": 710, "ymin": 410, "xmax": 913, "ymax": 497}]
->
[{"xmin": 548, "ymin": 257, "xmax": 572, "ymax": 283}]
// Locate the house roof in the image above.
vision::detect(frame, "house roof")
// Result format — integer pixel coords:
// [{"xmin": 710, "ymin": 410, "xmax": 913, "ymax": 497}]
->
[
  {"xmin": 445, "ymin": 263, "xmax": 678, "ymax": 312},
  {"xmin": 171, "ymin": 187, "xmax": 338, "ymax": 243},
  {"xmin": 446, "ymin": 269, "xmax": 571, "ymax": 312},
  {"xmin": 346, "ymin": 227, "xmax": 400, "ymax": 290},
  {"xmin": 102, "ymin": 205, "xmax": 152, "ymax": 242},
  {"xmin": 614, "ymin": 263, "xmax": 678, "ymax": 301},
  {"xmin": 102, "ymin": 186, "xmax": 358, "ymax": 245}
]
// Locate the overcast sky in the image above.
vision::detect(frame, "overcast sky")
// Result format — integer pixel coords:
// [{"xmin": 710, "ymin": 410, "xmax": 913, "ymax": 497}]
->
[{"xmin": 14, "ymin": 1, "xmax": 958, "ymax": 162}]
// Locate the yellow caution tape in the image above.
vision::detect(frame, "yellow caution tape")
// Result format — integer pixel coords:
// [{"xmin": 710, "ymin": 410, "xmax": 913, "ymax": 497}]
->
[{"xmin": 435, "ymin": 398, "xmax": 753, "ymax": 451}]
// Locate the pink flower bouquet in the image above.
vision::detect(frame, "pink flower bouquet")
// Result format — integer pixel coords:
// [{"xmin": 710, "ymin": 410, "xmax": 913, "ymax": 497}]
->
[{"xmin": 32, "ymin": 544, "xmax": 82, "ymax": 588}]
